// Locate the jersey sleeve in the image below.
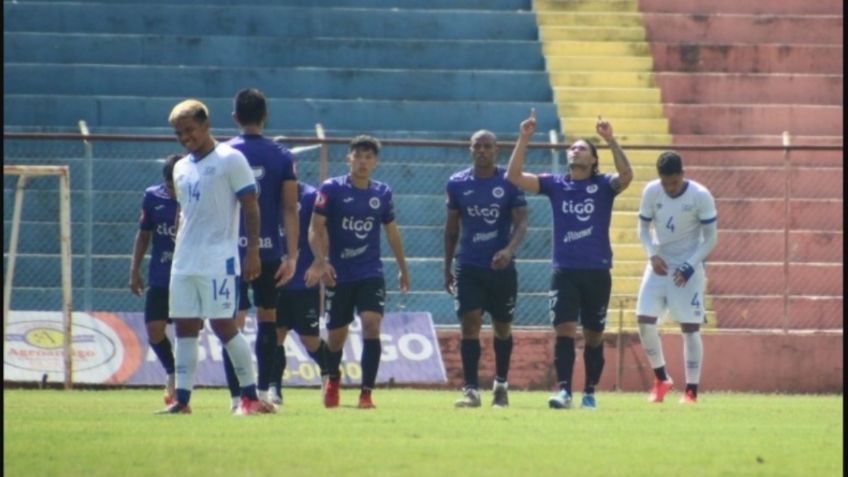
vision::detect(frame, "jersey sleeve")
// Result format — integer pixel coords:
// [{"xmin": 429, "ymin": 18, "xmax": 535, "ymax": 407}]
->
[
  {"xmin": 638, "ymin": 183, "xmax": 654, "ymax": 222},
  {"xmin": 697, "ymin": 186, "xmax": 718, "ymax": 224},
  {"xmin": 537, "ymin": 173, "xmax": 554, "ymax": 196},
  {"xmin": 445, "ymin": 180, "xmax": 459, "ymax": 210},
  {"xmin": 280, "ymin": 148, "xmax": 297, "ymax": 182},
  {"xmin": 381, "ymin": 187, "xmax": 396, "ymax": 224},
  {"xmin": 510, "ymin": 182, "xmax": 527, "ymax": 208},
  {"xmin": 229, "ymin": 151, "xmax": 257, "ymax": 197},
  {"xmin": 312, "ymin": 182, "xmax": 332, "ymax": 217},
  {"xmin": 138, "ymin": 192, "xmax": 154, "ymax": 230}
]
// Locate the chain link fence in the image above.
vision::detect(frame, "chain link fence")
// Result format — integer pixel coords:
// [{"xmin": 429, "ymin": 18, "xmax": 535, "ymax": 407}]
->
[{"xmin": 3, "ymin": 133, "xmax": 843, "ymax": 331}]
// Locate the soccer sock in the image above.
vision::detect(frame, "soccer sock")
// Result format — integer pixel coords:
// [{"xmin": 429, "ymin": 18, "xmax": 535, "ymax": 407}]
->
[
  {"xmin": 221, "ymin": 347, "xmax": 241, "ymax": 399},
  {"xmin": 683, "ymin": 331, "xmax": 703, "ymax": 391},
  {"xmin": 460, "ymin": 338, "xmax": 481, "ymax": 390},
  {"xmin": 493, "ymin": 335, "xmax": 513, "ymax": 384},
  {"xmin": 308, "ymin": 340, "xmax": 329, "ymax": 376},
  {"xmin": 327, "ymin": 347, "xmax": 344, "ymax": 380},
  {"xmin": 174, "ymin": 337, "xmax": 199, "ymax": 405},
  {"xmin": 360, "ymin": 338, "xmax": 382, "ymax": 391},
  {"xmin": 685, "ymin": 383, "xmax": 699, "ymax": 397},
  {"xmin": 637, "ymin": 322, "xmax": 667, "ymax": 379},
  {"xmin": 554, "ymin": 336, "xmax": 575, "ymax": 394},
  {"xmin": 272, "ymin": 344, "xmax": 286, "ymax": 393},
  {"xmin": 255, "ymin": 321, "xmax": 277, "ymax": 392},
  {"xmin": 224, "ymin": 332, "xmax": 258, "ymax": 401},
  {"xmin": 149, "ymin": 336, "xmax": 175, "ymax": 375},
  {"xmin": 583, "ymin": 342, "xmax": 605, "ymax": 394}
]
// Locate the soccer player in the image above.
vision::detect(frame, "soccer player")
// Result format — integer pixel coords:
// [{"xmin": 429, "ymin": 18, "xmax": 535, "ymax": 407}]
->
[
  {"xmin": 269, "ymin": 181, "xmax": 330, "ymax": 403},
  {"xmin": 129, "ymin": 153, "xmax": 181, "ymax": 405},
  {"xmin": 219, "ymin": 88, "xmax": 298, "ymax": 411},
  {"xmin": 304, "ymin": 135, "xmax": 410, "ymax": 409},
  {"xmin": 444, "ymin": 130, "xmax": 528, "ymax": 408},
  {"xmin": 635, "ymin": 152, "xmax": 717, "ymax": 405},
  {"xmin": 506, "ymin": 109, "xmax": 633, "ymax": 410},
  {"xmin": 159, "ymin": 98, "xmax": 273, "ymax": 415}
]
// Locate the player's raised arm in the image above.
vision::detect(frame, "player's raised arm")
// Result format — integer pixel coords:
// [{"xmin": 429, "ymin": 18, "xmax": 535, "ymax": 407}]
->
[
  {"xmin": 384, "ymin": 221, "xmax": 410, "ymax": 293},
  {"xmin": 597, "ymin": 117, "xmax": 633, "ymax": 193},
  {"xmin": 506, "ymin": 108, "xmax": 541, "ymax": 194}
]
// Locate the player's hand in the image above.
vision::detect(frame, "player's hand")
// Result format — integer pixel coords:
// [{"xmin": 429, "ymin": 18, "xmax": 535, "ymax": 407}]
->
[
  {"xmin": 650, "ymin": 255, "xmax": 668, "ymax": 276},
  {"xmin": 305, "ymin": 260, "xmax": 336, "ymax": 288},
  {"xmin": 398, "ymin": 269, "xmax": 410, "ymax": 293},
  {"xmin": 129, "ymin": 270, "xmax": 144, "ymax": 296},
  {"xmin": 275, "ymin": 256, "xmax": 297, "ymax": 287},
  {"xmin": 673, "ymin": 262, "xmax": 695, "ymax": 287},
  {"xmin": 444, "ymin": 268, "xmax": 455, "ymax": 295},
  {"xmin": 519, "ymin": 108, "xmax": 537, "ymax": 138},
  {"xmin": 491, "ymin": 248, "xmax": 513, "ymax": 270},
  {"xmin": 596, "ymin": 116, "xmax": 614, "ymax": 143},
  {"xmin": 242, "ymin": 250, "xmax": 261, "ymax": 282}
]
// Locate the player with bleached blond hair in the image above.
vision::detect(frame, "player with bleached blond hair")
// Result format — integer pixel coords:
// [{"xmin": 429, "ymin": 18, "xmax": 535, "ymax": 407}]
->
[{"xmin": 635, "ymin": 151, "xmax": 718, "ymax": 405}]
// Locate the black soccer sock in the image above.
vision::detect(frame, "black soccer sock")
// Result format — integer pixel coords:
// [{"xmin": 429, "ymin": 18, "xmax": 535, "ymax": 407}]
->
[
  {"xmin": 327, "ymin": 348, "xmax": 344, "ymax": 380},
  {"xmin": 554, "ymin": 336, "xmax": 575, "ymax": 394},
  {"xmin": 308, "ymin": 340, "xmax": 329, "ymax": 376},
  {"xmin": 222, "ymin": 347, "xmax": 241, "ymax": 399},
  {"xmin": 654, "ymin": 366, "xmax": 669, "ymax": 382},
  {"xmin": 493, "ymin": 335, "xmax": 513, "ymax": 384},
  {"xmin": 360, "ymin": 339, "xmax": 382, "ymax": 391},
  {"xmin": 272, "ymin": 344, "xmax": 286, "ymax": 392},
  {"xmin": 583, "ymin": 342, "xmax": 605, "ymax": 394},
  {"xmin": 149, "ymin": 337, "xmax": 175, "ymax": 375},
  {"xmin": 255, "ymin": 321, "xmax": 277, "ymax": 391},
  {"xmin": 685, "ymin": 383, "xmax": 699, "ymax": 397},
  {"xmin": 460, "ymin": 338, "xmax": 481, "ymax": 390}
]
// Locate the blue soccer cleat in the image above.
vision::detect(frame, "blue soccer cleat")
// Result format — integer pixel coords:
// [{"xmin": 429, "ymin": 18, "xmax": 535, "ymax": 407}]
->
[{"xmin": 580, "ymin": 394, "xmax": 597, "ymax": 410}]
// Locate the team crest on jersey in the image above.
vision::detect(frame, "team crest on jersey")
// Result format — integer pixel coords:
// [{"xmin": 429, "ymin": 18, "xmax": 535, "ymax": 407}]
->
[
  {"xmin": 369, "ymin": 197, "xmax": 381, "ymax": 209},
  {"xmin": 683, "ymin": 203, "xmax": 694, "ymax": 212},
  {"xmin": 586, "ymin": 184, "xmax": 598, "ymax": 194},
  {"xmin": 492, "ymin": 186, "xmax": 504, "ymax": 198}
]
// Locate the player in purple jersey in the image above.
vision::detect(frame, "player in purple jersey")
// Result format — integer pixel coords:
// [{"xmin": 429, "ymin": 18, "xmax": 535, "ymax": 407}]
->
[
  {"xmin": 269, "ymin": 181, "xmax": 330, "ymax": 403},
  {"xmin": 218, "ymin": 88, "xmax": 299, "ymax": 411},
  {"xmin": 305, "ymin": 135, "xmax": 410, "ymax": 409},
  {"xmin": 129, "ymin": 154, "xmax": 181, "ymax": 406},
  {"xmin": 507, "ymin": 109, "xmax": 633, "ymax": 410},
  {"xmin": 444, "ymin": 130, "xmax": 528, "ymax": 408}
]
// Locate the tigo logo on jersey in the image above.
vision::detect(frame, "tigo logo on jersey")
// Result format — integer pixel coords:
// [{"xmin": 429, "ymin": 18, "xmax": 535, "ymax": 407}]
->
[
  {"xmin": 492, "ymin": 186, "xmax": 504, "ymax": 198},
  {"xmin": 467, "ymin": 204, "xmax": 501, "ymax": 225},
  {"xmin": 369, "ymin": 197, "xmax": 381, "ymax": 209},
  {"xmin": 561, "ymin": 198, "xmax": 595, "ymax": 222},
  {"xmin": 342, "ymin": 216, "xmax": 375, "ymax": 239}
]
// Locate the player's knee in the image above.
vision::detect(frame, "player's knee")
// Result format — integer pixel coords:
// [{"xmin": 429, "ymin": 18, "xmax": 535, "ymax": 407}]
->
[
  {"xmin": 360, "ymin": 313, "xmax": 382, "ymax": 339},
  {"xmin": 492, "ymin": 320, "xmax": 511, "ymax": 340},
  {"xmin": 583, "ymin": 330, "xmax": 604, "ymax": 347},
  {"xmin": 146, "ymin": 321, "xmax": 167, "ymax": 343},
  {"xmin": 175, "ymin": 318, "xmax": 202, "ymax": 338},
  {"xmin": 300, "ymin": 335, "xmax": 320, "ymax": 352},
  {"xmin": 209, "ymin": 319, "xmax": 239, "ymax": 342},
  {"xmin": 681, "ymin": 323, "xmax": 700, "ymax": 333},
  {"xmin": 554, "ymin": 321, "xmax": 578, "ymax": 338},
  {"xmin": 460, "ymin": 312, "xmax": 483, "ymax": 337},
  {"xmin": 637, "ymin": 315, "xmax": 658, "ymax": 325},
  {"xmin": 275, "ymin": 327, "xmax": 289, "ymax": 344}
]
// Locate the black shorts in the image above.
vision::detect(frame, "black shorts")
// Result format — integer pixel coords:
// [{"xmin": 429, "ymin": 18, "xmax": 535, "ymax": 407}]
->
[
  {"xmin": 145, "ymin": 286, "xmax": 172, "ymax": 324},
  {"xmin": 549, "ymin": 268, "xmax": 612, "ymax": 332},
  {"xmin": 324, "ymin": 277, "xmax": 385, "ymax": 330},
  {"xmin": 238, "ymin": 258, "xmax": 282, "ymax": 311},
  {"xmin": 277, "ymin": 288, "xmax": 321, "ymax": 336},
  {"xmin": 454, "ymin": 264, "xmax": 517, "ymax": 323}
]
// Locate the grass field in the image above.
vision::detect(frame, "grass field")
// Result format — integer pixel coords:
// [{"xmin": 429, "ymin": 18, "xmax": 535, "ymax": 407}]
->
[{"xmin": 3, "ymin": 388, "xmax": 842, "ymax": 477}]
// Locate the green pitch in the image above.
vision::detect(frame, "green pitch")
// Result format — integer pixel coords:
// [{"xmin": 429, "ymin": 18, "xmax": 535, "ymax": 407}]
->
[{"xmin": 4, "ymin": 388, "xmax": 842, "ymax": 477}]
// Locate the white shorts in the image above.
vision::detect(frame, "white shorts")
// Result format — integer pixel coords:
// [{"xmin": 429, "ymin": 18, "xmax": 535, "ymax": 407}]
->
[
  {"xmin": 169, "ymin": 274, "xmax": 239, "ymax": 319},
  {"xmin": 635, "ymin": 263, "xmax": 706, "ymax": 324}
]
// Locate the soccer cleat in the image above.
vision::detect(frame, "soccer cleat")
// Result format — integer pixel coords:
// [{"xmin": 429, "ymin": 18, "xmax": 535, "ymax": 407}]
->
[
  {"xmin": 491, "ymin": 382, "xmax": 509, "ymax": 408},
  {"xmin": 235, "ymin": 396, "xmax": 276, "ymax": 416},
  {"xmin": 155, "ymin": 402, "xmax": 191, "ymax": 415},
  {"xmin": 548, "ymin": 389, "xmax": 573, "ymax": 409},
  {"xmin": 163, "ymin": 374, "xmax": 176, "ymax": 406},
  {"xmin": 679, "ymin": 389, "xmax": 697, "ymax": 404},
  {"xmin": 649, "ymin": 378, "xmax": 674, "ymax": 403},
  {"xmin": 580, "ymin": 394, "xmax": 597, "ymax": 410},
  {"xmin": 358, "ymin": 391, "xmax": 376, "ymax": 409},
  {"xmin": 323, "ymin": 377, "xmax": 341, "ymax": 408},
  {"xmin": 454, "ymin": 388, "xmax": 482, "ymax": 408}
]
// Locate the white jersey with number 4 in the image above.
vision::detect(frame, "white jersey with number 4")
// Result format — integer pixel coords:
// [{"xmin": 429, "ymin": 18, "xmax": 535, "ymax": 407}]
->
[
  {"xmin": 638, "ymin": 179, "xmax": 717, "ymax": 269},
  {"xmin": 172, "ymin": 143, "xmax": 256, "ymax": 277}
]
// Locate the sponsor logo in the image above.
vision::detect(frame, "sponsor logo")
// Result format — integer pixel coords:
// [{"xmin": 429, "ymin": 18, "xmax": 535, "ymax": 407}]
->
[
  {"xmin": 369, "ymin": 197, "xmax": 381, "ymax": 210},
  {"xmin": 340, "ymin": 244, "xmax": 368, "ymax": 259},
  {"xmin": 238, "ymin": 236, "xmax": 274, "ymax": 249},
  {"xmin": 467, "ymin": 204, "xmax": 501, "ymax": 225},
  {"xmin": 159, "ymin": 251, "xmax": 173, "ymax": 263},
  {"xmin": 562, "ymin": 226, "xmax": 593, "ymax": 243},
  {"xmin": 463, "ymin": 190, "xmax": 474, "ymax": 196},
  {"xmin": 156, "ymin": 222, "xmax": 177, "ymax": 239},
  {"xmin": 154, "ymin": 205, "xmax": 165, "ymax": 210},
  {"xmin": 561, "ymin": 198, "xmax": 595, "ymax": 222},
  {"xmin": 586, "ymin": 184, "xmax": 598, "ymax": 194},
  {"xmin": 342, "ymin": 216, "xmax": 375, "ymax": 240},
  {"xmin": 251, "ymin": 167, "xmax": 265, "ymax": 179},
  {"xmin": 472, "ymin": 230, "xmax": 498, "ymax": 243},
  {"xmin": 343, "ymin": 197, "xmax": 354, "ymax": 203},
  {"xmin": 492, "ymin": 186, "xmax": 504, "ymax": 198}
]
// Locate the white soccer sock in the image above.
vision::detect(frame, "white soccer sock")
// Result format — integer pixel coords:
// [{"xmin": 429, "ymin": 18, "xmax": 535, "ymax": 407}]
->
[
  {"xmin": 683, "ymin": 331, "xmax": 703, "ymax": 385},
  {"xmin": 175, "ymin": 337, "xmax": 199, "ymax": 392},
  {"xmin": 637, "ymin": 323, "xmax": 666, "ymax": 370},
  {"xmin": 224, "ymin": 332, "xmax": 256, "ymax": 388}
]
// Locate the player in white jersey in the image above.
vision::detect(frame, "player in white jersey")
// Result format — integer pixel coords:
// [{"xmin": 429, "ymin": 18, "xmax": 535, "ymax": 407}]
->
[
  {"xmin": 635, "ymin": 152, "xmax": 718, "ymax": 404},
  {"xmin": 158, "ymin": 98, "xmax": 273, "ymax": 415}
]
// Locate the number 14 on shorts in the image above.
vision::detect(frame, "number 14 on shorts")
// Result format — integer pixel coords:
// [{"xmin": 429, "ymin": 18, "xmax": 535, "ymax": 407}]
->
[{"xmin": 212, "ymin": 278, "xmax": 231, "ymax": 301}]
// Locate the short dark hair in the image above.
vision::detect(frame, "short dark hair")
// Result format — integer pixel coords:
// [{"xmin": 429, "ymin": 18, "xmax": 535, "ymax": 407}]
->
[
  {"xmin": 349, "ymin": 135, "xmax": 381, "ymax": 155},
  {"xmin": 656, "ymin": 151, "xmax": 684, "ymax": 176},
  {"xmin": 162, "ymin": 154, "xmax": 183, "ymax": 183},
  {"xmin": 234, "ymin": 88, "xmax": 267, "ymax": 126}
]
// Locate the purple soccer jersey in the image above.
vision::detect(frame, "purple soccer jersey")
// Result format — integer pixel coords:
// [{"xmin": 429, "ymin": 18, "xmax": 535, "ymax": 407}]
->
[
  {"xmin": 313, "ymin": 175, "xmax": 395, "ymax": 283},
  {"xmin": 446, "ymin": 167, "xmax": 527, "ymax": 269},
  {"xmin": 281, "ymin": 182, "xmax": 318, "ymax": 291},
  {"xmin": 538, "ymin": 173, "xmax": 618, "ymax": 270},
  {"xmin": 138, "ymin": 184, "xmax": 178, "ymax": 288},
  {"xmin": 227, "ymin": 134, "xmax": 297, "ymax": 261}
]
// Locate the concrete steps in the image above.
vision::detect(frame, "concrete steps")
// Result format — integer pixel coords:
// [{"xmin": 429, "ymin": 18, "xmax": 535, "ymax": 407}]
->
[{"xmin": 650, "ymin": 43, "xmax": 843, "ymax": 74}]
